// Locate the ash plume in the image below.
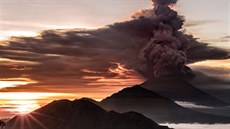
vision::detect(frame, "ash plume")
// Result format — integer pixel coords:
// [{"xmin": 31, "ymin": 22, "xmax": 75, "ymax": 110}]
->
[
  {"xmin": 152, "ymin": 0, "xmax": 178, "ymax": 6},
  {"xmin": 0, "ymin": 0, "xmax": 229, "ymax": 91},
  {"xmin": 138, "ymin": 0, "xmax": 194, "ymax": 78}
]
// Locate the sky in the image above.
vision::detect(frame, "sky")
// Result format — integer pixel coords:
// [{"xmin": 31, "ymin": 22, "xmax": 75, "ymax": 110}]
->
[{"xmin": 0, "ymin": 0, "xmax": 229, "ymax": 119}]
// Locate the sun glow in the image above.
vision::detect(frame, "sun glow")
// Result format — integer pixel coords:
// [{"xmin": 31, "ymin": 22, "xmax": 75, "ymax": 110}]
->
[
  {"xmin": 0, "ymin": 92, "xmax": 75, "ymax": 115},
  {"xmin": 8, "ymin": 101, "xmax": 40, "ymax": 114}
]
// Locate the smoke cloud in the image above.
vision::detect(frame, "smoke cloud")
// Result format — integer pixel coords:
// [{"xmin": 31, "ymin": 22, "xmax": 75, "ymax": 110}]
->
[
  {"xmin": 152, "ymin": 0, "xmax": 178, "ymax": 6},
  {"xmin": 138, "ymin": 0, "xmax": 223, "ymax": 78},
  {"xmin": 0, "ymin": 0, "xmax": 229, "ymax": 91}
]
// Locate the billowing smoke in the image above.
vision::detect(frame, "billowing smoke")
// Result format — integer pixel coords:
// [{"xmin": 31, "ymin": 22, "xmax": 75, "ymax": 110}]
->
[
  {"xmin": 0, "ymin": 0, "xmax": 229, "ymax": 88},
  {"xmin": 138, "ymin": 0, "xmax": 194, "ymax": 78},
  {"xmin": 152, "ymin": 0, "xmax": 178, "ymax": 6}
]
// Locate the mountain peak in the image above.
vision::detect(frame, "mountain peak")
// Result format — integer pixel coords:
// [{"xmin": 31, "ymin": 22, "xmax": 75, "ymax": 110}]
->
[
  {"xmin": 141, "ymin": 75, "xmax": 229, "ymax": 107},
  {"xmin": 100, "ymin": 86, "xmax": 230, "ymax": 124},
  {"xmin": 5, "ymin": 99, "xmax": 171, "ymax": 129},
  {"xmin": 32, "ymin": 99, "xmax": 106, "ymax": 122},
  {"xmin": 102, "ymin": 85, "xmax": 167, "ymax": 101}
]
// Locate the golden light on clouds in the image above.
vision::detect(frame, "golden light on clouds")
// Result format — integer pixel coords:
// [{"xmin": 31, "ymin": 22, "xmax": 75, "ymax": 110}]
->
[
  {"xmin": 189, "ymin": 59, "xmax": 230, "ymax": 78},
  {"xmin": 0, "ymin": 57, "xmax": 38, "ymax": 65},
  {"xmin": 0, "ymin": 31, "xmax": 39, "ymax": 41},
  {"xmin": 109, "ymin": 62, "xmax": 131, "ymax": 75},
  {"xmin": 0, "ymin": 78, "xmax": 36, "ymax": 89},
  {"xmin": 0, "ymin": 81, "xmax": 29, "ymax": 89},
  {"xmin": 189, "ymin": 59, "xmax": 230, "ymax": 69},
  {"xmin": 0, "ymin": 92, "xmax": 73, "ymax": 100},
  {"xmin": 83, "ymin": 62, "xmax": 143, "ymax": 87}
]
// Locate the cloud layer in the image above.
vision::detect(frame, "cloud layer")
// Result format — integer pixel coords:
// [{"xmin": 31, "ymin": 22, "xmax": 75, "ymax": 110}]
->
[
  {"xmin": 0, "ymin": 0, "xmax": 229, "ymax": 96},
  {"xmin": 0, "ymin": 18, "xmax": 229, "ymax": 90}
]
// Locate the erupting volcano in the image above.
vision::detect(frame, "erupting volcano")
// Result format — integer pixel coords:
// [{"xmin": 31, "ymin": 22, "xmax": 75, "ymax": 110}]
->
[{"xmin": 1, "ymin": 0, "xmax": 230, "ymax": 129}]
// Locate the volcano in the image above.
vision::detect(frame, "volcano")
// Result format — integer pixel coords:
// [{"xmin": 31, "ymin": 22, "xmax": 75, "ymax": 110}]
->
[
  {"xmin": 5, "ymin": 99, "xmax": 170, "ymax": 129},
  {"xmin": 100, "ymin": 85, "xmax": 230, "ymax": 123},
  {"xmin": 141, "ymin": 75, "xmax": 229, "ymax": 107}
]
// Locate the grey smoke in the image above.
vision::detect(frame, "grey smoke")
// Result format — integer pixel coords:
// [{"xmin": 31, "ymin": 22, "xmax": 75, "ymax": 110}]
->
[
  {"xmin": 0, "ymin": 0, "xmax": 229, "ymax": 89},
  {"xmin": 138, "ymin": 0, "xmax": 193, "ymax": 78},
  {"xmin": 152, "ymin": 0, "xmax": 178, "ymax": 6}
]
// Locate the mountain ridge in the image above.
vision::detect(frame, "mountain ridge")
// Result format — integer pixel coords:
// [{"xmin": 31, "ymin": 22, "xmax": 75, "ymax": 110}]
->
[
  {"xmin": 100, "ymin": 85, "xmax": 230, "ymax": 124},
  {"xmin": 141, "ymin": 76, "xmax": 229, "ymax": 107},
  {"xmin": 5, "ymin": 99, "xmax": 171, "ymax": 129}
]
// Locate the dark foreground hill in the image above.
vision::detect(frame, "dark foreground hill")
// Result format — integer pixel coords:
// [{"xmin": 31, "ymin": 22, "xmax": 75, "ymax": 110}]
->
[
  {"xmin": 5, "ymin": 99, "xmax": 170, "ymax": 129},
  {"xmin": 100, "ymin": 86, "xmax": 230, "ymax": 124},
  {"xmin": 141, "ymin": 76, "xmax": 229, "ymax": 107}
]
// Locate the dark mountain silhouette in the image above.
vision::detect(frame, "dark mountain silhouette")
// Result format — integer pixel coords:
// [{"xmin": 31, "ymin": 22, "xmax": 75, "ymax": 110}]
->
[
  {"xmin": 141, "ymin": 76, "xmax": 229, "ymax": 107},
  {"xmin": 5, "ymin": 99, "xmax": 170, "ymax": 129},
  {"xmin": 100, "ymin": 85, "xmax": 230, "ymax": 123},
  {"xmin": 188, "ymin": 71, "xmax": 230, "ymax": 104}
]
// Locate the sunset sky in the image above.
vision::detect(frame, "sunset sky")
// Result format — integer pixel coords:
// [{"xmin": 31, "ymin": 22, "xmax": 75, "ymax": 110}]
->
[{"xmin": 0, "ymin": 0, "xmax": 229, "ymax": 119}]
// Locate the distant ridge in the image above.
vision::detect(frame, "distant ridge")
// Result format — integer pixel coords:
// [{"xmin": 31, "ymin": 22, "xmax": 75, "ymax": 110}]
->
[
  {"xmin": 5, "ymin": 99, "xmax": 171, "ymax": 129},
  {"xmin": 0, "ymin": 118, "xmax": 9, "ymax": 123},
  {"xmin": 141, "ymin": 76, "xmax": 229, "ymax": 107},
  {"xmin": 100, "ymin": 85, "xmax": 230, "ymax": 123}
]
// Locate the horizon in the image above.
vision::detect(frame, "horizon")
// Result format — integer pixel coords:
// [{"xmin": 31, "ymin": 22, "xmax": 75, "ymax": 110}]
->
[{"xmin": 0, "ymin": 0, "xmax": 230, "ymax": 122}]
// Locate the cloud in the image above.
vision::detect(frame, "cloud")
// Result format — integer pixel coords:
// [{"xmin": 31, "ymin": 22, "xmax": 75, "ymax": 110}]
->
[
  {"xmin": 201, "ymin": 35, "xmax": 230, "ymax": 45},
  {"xmin": 0, "ymin": 2, "xmax": 229, "ymax": 95},
  {"xmin": 221, "ymin": 36, "xmax": 230, "ymax": 39},
  {"xmin": 133, "ymin": 0, "xmax": 229, "ymax": 78},
  {"xmin": 186, "ymin": 43, "xmax": 230, "ymax": 63},
  {"xmin": 190, "ymin": 59, "xmax": 230, "ymax": 77},
  {"xmin": 162, "ymin": 124, "xmax": 230, "ymax": 129},
  {"xmin": 184, "ymin": 20, "xmax": 219, "ymax": 28},
  {"xmin": 175, "ymin": 101, "xmax": 213, "ymax": 109}
]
